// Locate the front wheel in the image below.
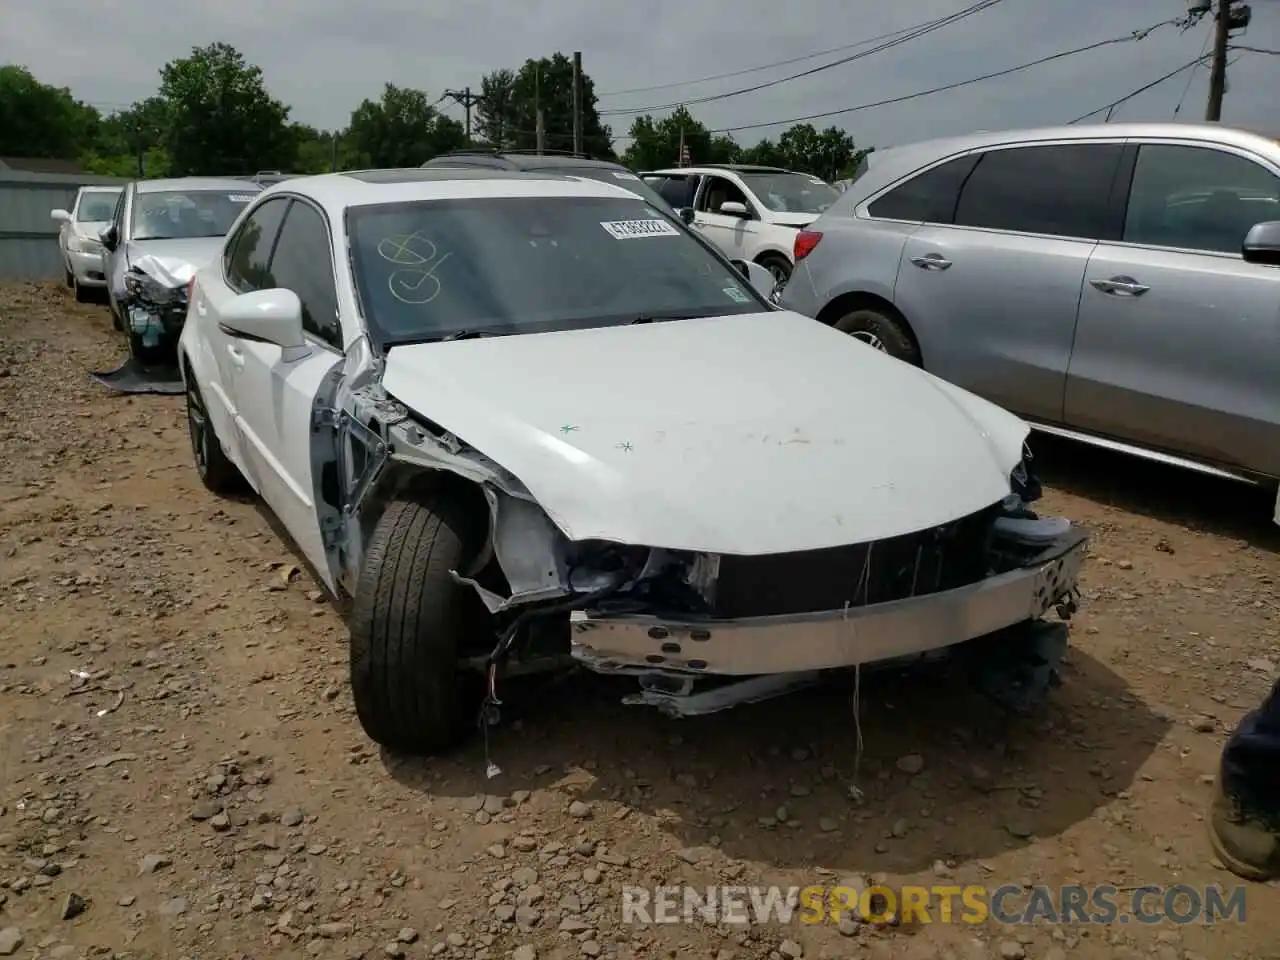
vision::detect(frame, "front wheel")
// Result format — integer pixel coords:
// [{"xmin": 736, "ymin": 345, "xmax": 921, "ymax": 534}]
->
[
  {"xmin": 186, "ymin": 375, "xmax": 243, "ymax": 495},
  {"xmin": 64, "ymin": 266, "xmax": 74, "ymax": 289},
  {"xmin": 832, "ymin": 307, "xmax": 921, "ymax": 366},
  {"xmin": 349, "ymin": 493, "xmax": 490, "ymax": 755},
  {"xmin": 73, "ymin": 279, "xmax": 91, "ymax": 303}
]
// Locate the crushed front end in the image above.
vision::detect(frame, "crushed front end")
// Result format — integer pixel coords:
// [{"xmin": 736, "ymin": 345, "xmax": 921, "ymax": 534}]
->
[
  {"xmin": 563, "ymin": 489, "xmax": 1087, "ymax": 717},
  {"xmin": 122, "ymin": 258, "xmax": 195, "ymax": 367}
]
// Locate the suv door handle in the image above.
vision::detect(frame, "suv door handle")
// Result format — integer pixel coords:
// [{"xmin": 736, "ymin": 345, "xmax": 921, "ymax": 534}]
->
[
  {"xmin": 226, "ymin": 343, "xmax": 245, "ymax": 370},
  {"xmin": 909, "ymin": 254, "xmax": 952, "ymax": 270},
  {"xmin": 1090, "ymin": 276, "xmax": 1150, "ymax": 297}
]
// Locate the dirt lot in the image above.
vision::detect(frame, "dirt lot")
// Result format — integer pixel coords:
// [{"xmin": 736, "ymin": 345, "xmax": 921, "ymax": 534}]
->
[{"xmin": 0, "ymin": 280, "xmax": 1278, "ymax": 960}]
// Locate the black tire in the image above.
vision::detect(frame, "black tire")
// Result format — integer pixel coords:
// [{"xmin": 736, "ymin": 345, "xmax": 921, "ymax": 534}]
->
[
  {"xmin": 64, "ymin": 267, "xmax": 74, "ymax": 289},
  {"xmin": 350, "ymin": 493, "xmax": 490, "ymax": 755},
  {"xmin": 756, "ymin": 253, "xmax": 792, "ymax": 286},
  {"xmin": 832, "ymin": 307, "xmax": 921, "ymax": 366},
  {"xmin": 73, "ymin": 279, "xmax": 91, "ymax": 303},
  {"xmin": 185, "ymin": 374, "xmax": 243, "ymax": 495}
]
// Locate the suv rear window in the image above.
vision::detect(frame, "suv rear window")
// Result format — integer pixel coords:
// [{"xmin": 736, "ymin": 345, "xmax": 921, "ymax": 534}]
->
[{"xmin": 868, "ymin": 154, "xmax": 979, "ymax": 223}]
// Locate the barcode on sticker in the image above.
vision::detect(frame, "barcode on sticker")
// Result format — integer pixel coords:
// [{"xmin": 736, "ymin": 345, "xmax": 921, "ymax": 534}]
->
[
  {"xmin": 229, "ymin": 194, "xmax": 255, "ymax": 202},
  {"xmin": 600, "ymin": 219, "xmax": 679, "ymax": 239}
]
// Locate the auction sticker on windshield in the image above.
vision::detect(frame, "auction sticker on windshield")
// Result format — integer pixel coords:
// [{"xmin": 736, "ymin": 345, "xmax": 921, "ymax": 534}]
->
[
  {"xmin": 601, "ymin": 219, "xmax": 680, "ymax": 239},
  {"xmin": 229, "ymin": 194, "xmax": 257, "ymax": 202}
]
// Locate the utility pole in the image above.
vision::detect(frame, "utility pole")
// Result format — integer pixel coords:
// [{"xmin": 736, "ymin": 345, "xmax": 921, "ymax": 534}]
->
[
  {"xmin": 330, "ymin": 132, "xmax": 339, "ymax": 172},
  {"xmin": 572, "ymin": 51, "xmax": 583, "ymax": 156},
  {"xmin": 443, "ymin": 87, "xmax": 483, "ymax": 141},
  {"xmin": 1205, "ymin": 0, "xmax": 1231, "ymax": 121}
]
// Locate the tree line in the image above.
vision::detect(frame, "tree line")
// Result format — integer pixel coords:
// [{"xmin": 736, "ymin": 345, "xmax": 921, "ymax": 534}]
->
[{"xmin": 0, "ymin": 44, "xmax": 870, "ymax": 181}]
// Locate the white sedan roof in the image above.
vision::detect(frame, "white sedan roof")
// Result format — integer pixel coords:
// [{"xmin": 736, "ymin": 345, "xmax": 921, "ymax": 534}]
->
[{"xmin": 256, "ymin": 168, "xmax": 648, "ymax": 221}]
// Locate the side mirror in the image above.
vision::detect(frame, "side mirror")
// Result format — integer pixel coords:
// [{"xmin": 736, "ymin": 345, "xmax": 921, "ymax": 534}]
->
[
  {"xmin": 51, "ymin": 209, "xmax": 71, "ymax": 223},
  {"xmin": 99, "ymin": 225, "xmax": 118, "ymax": 250},
  {"xmin": 1242, "ymin": 220, "xmax": 1280, "ymax": 266},
  {"xmin": 676, "ymin": 207, "xmax": 695, "ymax": 225},
  {"xmin": 217, "ymin": 289, "xmax": 309, "ymax": 357},
  {"xmin": 730, "ymin": 259, "xmax": 777, "ymax": 300},
  {"xmin": 719, "ymin": 200, "xmax": 749, "ymax": 218}
]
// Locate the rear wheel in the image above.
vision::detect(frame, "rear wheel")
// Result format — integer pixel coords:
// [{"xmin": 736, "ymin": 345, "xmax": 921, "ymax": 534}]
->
[
  {"xmin": 832, "ymin": 307, "xmax": 921, "ymax": 366},
  {"xmin": 756, "ymin": 253, "xmax": 792, "ymax": 286},
  {"xmin": 350, "ymin": 493, "xmax": 490, "ymax": 755},
  {"xmin": 185, "ymin": 374, "xmax": 243, "ymax": 495}
]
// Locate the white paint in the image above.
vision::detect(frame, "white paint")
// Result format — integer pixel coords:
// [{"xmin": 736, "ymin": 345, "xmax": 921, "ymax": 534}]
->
[{"xmin": 381, "ymin": 309, "xmax": 1029, "ymax": 554}]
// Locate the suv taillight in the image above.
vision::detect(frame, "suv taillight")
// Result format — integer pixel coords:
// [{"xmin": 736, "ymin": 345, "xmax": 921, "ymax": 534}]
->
[{"xmin": 794, "ymin": 230, "xmax": 823, "ymax": 261}]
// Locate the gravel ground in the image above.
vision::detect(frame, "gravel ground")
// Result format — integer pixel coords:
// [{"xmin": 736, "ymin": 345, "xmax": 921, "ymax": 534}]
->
[{"xmin": 1, "ymin": 280, "xmax": 1278, "ymax": 960}]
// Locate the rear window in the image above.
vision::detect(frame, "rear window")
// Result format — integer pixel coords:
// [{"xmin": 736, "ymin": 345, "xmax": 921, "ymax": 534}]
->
[{"xmin": 548, "ymin": 167, "xmax": 674, "ymax": 211}]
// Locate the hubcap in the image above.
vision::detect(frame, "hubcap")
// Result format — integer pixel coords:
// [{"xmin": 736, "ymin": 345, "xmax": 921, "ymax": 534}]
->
[
  {"xmin": 187, "ymin": 387, "xmax": 209, "ymax": 473},
  {"xmin": 850, "ymin": 331, "xmax": 888, "ymax": 352}
]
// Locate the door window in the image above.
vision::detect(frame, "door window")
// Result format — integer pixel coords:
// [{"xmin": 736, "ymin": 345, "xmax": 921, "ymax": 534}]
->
[
  {"xmin": 1122, "ymin": 144, "xmax": 1280, "ymax": 254},
  {"xmin": 268, "ymin": 201, "xmax": 341, "ymax": 349},
  {"xmin": 225, "ymin": 198, "xmax": 289, "ymax": 293},
  {"xmin": 654, "ymin": 175, "xmax": 698, "ymax": 209},
  {"xmin": 697, "ymin": 175, "xmax": 751, "ymax": 216},
  {"xmin": 953, "ymin": 143, "xmax": 1123, "ymax": 240},
  {"xmin": 867, "ymin": 154, "xmax": 980, "ymax": 223}
]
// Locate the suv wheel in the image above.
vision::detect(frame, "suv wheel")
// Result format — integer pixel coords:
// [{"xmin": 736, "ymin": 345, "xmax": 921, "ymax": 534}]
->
[{"xmin": 832, "ymin": 308, "xmax": 921, "ymax": 366}]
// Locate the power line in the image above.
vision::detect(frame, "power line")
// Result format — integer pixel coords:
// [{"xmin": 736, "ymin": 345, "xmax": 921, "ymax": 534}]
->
[
  {"xmin": 1068, "ymin": 54, "xmax": 1213, "ymax": 125},
  {"xmin": 1173, "ymin": 32, "xmax": 1212, "ymax": 117},
  {"xmin": 595, "ymin": 10, "xmax": 1000, "ymax": 99},
  {"xmin": 598, "ymin": 0, "xmax": 1007, "ymax": 117},
  {"xmin": 1229, "ymin": 43, "xmax": 1280, "ymax": 54},
  {"xmin": 699, "ymin": 21, "xmax": 1178, "ymax": 135}
]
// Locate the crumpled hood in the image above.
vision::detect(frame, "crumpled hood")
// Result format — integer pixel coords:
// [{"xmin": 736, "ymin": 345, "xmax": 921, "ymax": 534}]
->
[
  {"xmin": 125, "ymin": 237, "xmax": 223, "ymax": 275},
  {"xmin": 381, "ymin": 311, "xmax": 1030, "ymax": 554}
]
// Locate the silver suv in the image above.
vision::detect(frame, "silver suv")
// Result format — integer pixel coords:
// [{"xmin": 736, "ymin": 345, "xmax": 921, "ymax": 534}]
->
[{"xmin": 780, "ymin": 122, "xmax": 1280, "ymax": 507}]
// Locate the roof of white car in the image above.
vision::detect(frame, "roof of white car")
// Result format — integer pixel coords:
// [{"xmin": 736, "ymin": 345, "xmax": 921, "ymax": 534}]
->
[
  {"xmin": 135, "ymin": 177, "xmax": 263, "ymax": 194},
  {"xmin": 645, "ymin": 164, "xmax": 797, "ymax": 176},
  {"xmin": 257, "ymin": 167, "xmax": 645, "ymax": 210}
]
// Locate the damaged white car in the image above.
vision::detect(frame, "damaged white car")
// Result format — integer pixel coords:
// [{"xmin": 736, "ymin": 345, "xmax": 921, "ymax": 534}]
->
[{"xmin": 178, "ymin": 168, "xmax": 1089, "ymax": 755}]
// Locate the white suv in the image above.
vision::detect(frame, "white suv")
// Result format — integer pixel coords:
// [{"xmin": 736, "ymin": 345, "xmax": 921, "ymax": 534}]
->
[{"xmin": 642, "ymin": 164, "xmax": 839, "ymax": 285}]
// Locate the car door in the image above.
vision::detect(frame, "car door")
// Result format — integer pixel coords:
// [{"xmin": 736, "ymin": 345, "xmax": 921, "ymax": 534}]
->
[
  {"xmin": 1065, "ymin": 141, "xmax": 1280, "ymax": 477},
  {"xmin": 195, "ymin": 195, "xmax": 292, "ymax": 472},
  {"xmin": 891, "ymin": 141, "xmax": 1124, "ymax": 424},
  {"xmin": 227, "ymin": 197, "xmax": 345, "ymax": 591},
  {"xmin": 692, "ymin": 174, "xmax": 756, "ymax": 261}
]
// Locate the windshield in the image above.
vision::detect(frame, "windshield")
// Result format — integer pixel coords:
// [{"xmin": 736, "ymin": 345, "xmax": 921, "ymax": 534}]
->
[
  {"xmin": 739, "ymin": 172, "xmax": 839, "ymax": 214},
  {"xmin": 347, "ymin": 195, "xmax": 765, "ymax": 346},
  {"xmin": 130, "ymin": 189, "xmax": 258, "ymax": 241},
  {"xmin": 552, "ymin": 168, "xmax": 675, "ymax": 212},
  {"xmin": 75, "ymin": 190, "xmax": 119, "ymax": 223}
]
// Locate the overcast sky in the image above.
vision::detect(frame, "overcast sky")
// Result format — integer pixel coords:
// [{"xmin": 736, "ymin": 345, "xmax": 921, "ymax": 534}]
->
[{"xmin": 5, "ymin": 0, "xmax": 1279, "ymax": 151}]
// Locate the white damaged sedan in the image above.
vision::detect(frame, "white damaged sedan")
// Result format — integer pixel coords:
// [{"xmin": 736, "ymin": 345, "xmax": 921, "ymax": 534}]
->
[{"xmin": 179, "ymin": 168, "xmax": 1088, "ymax": 754}]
